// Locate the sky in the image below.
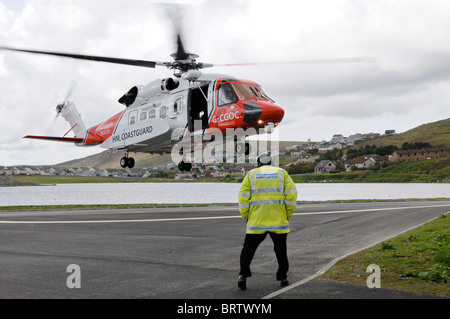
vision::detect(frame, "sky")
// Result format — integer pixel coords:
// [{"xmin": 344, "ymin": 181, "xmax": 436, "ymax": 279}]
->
[{"xmin": 1, "ymin": 0, "xmax": 449, "ymax": 166}]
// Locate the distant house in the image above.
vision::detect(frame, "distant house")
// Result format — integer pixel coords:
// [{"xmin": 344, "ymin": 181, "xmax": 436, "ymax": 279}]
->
[
  {"xmin": 202, "ymin": 169, "xmax": 223, "ymax": 178},
  {"xmin": 24, "ymin": 167, "xmax": 41, "ymax": 175},
  {"xmin": 385, "ymin": 130, "xmax": 396, "ymax": 135},
  {"xmin": 297, "ymin": 153, "xmax": 320, "ymax": 164},
  {"xmin": 239, "ymin": 165, "xmax": 257, "ymax": 177},
  {"xmin": 128, "ymin": 168, "xmax": 149, "ymax": 177},
  {"xmin": 290, "ymin": 150, "xmax": 307, "ymax": 156},
  {"xmin": 318, "ymin": 143, "xmax": 345, "ymax": 152},
  {"xmin": 391, "ymin": 147, "xmax": 450, "ymax": 163},
  {"xmin": 371, "ymin": 155, "xmax": 389, "ymax": 163},
  {"xmin": 346, "ymin": 134, "xmax": 363, "ymax": 146},
  {"xmin": 345, "ymin": 158, "xmax": 375, "ymax": 171},
  {"xmin": 104, "ymin": 169, "xmax": 128, "ymax": 177},
  {"xmin": 314, "ymin": 160, "xmax": 336, "ymax": 174},
  {"xmin": 223, "ymin": 167, "xmax": 242, "ymax": 177},
  {"xmin": 330, "ymin": 134, "xmax": 346, "ymax": 144},
  {"xmin": 40, "ymin": 167, "xmax": 56, "ymax": 175}
]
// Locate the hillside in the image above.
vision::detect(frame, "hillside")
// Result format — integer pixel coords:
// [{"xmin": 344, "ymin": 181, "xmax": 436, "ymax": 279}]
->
[
  {"xmin": 57, "ymin": 140, "xmax": 306, "ymax": 169},
  {"xmin": 56, "ymin": 118, "xmax": 449, "ymax": 169},
  {"xmin": 356, "ymin": 118, "xmax": 450, "ymax": 148},
  {"xmin": 57, "ymin": 150, "xmax": 173, "ymax": 169}
]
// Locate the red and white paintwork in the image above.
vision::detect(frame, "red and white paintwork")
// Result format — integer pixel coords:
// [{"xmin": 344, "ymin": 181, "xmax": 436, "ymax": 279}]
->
[{"xmin": 24, "ymin": 73, "xmax": 285, "ymax": 167}]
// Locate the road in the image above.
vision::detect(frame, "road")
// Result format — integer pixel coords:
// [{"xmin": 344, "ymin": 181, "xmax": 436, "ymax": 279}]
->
[{"xmin": 0, "ymin": 200, "xmax": 449, "ymax": 299}]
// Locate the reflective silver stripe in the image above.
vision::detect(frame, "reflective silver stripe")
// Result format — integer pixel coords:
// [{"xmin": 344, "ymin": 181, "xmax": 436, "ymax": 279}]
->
[
  {"xmin": 239, "ymin": 204, "xmax": 250, "ymax": 209},
  {"xmin": 247, "ymin": 225, "xmax": 290, "ymax": 231},
  {"xmin": 278, "ymin": 168, "xmax": 284, "ymax": 190},
  {"xmin": 284, "ymin": 189, "xmax": 297, "ymax": 195},
  {"xmin": 249, "ymin": 170, "xmax": 255, "ymax": 189},
  {"xmin": 251, "ymin": 188, "xmax": 283, "ymax": 194},
  {"xmin": 250, "ymin": 200, "xmax": 285, "ymax": 206},
  {"xmin": 285, "ymin": 200, "xmax": 297, "ymax": 206},
  {"xmin": 255, "ymin": 173, "xmax": 278, "ymax": 180},
  {"xmin": 239, "ymin": 192, "xmax": 251, "ymax": 197}
]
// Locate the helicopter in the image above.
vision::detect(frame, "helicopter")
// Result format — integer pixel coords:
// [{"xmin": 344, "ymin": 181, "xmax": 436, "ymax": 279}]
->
[{"xmin": 0, "ymin": 27, "xmax": 373, "ymax": 171}]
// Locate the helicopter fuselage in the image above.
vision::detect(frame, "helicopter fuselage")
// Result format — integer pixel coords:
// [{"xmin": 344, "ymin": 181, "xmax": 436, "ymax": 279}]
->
[{"xmin": 79, "ymin": 73, "xmax": 284, "ymax": 157}]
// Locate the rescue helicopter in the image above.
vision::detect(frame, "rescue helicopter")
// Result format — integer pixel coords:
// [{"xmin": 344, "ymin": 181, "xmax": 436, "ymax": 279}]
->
[{"xmin": 0, "ymin": 24, "xmax": 373, "ymax": 171}]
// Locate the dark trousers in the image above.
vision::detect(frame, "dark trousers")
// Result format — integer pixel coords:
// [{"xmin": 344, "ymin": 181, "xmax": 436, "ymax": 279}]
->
[{"xmin": 239, "ymin": 232, "xmax": 289, "ymax": 281}]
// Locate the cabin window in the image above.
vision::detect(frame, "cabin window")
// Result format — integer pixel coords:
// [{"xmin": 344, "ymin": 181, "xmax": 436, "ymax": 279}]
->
[
  {"xmin": 140, "ymin": 112, "xmax": 147, "ymax": 121},
  {"xmin": 217, "ymin": 83, "xmax": 238, "ymax": 107},
  {"xmin": 149, "ymin": 109, "xmax": 156, "ymax": 118},
  {"xmin": 160, "ymin": 106, "xmax": 167, "ymax": 118},
  {"xmin": 173, "ymin": 97, "xmax": 183, "ymax": 114}
]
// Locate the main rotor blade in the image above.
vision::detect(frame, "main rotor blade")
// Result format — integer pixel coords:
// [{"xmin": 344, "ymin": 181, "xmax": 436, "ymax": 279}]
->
[
  {"xmin": 213, "ymin": 57, "xmax": 376, "ymax": 67},
  {"xmin": 0, "ymin": 46, "xmax": 157, "ymax": 68},
  {"xmin": 174, "ymin": 34, "xmax": 189, "ymax": 61}
]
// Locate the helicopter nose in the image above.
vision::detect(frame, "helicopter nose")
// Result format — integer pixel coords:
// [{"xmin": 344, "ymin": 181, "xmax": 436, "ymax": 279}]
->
[
  {"xmin": 254, "ymin": 101, "xmax": 285, "ymax": 129},
  {"xmin": 242, "ymin": 101, "xmax": 285, "ymax": 127}
]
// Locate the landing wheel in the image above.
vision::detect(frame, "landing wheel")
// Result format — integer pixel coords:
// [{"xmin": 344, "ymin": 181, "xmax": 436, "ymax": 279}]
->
[
  {"xmin": 120, "ymin": 157, "xmax": 128, "ymax": 168},
  {"xmin": 127, "ymin": 157, "xmax": 135, "ymax": 169},
  {"xmin": 178, "ymin": 161, "xmax": 192, "ymax": 171},
  {"xmin": 120, "ymin": 156, "xmax": 135, "ymax": 168}
]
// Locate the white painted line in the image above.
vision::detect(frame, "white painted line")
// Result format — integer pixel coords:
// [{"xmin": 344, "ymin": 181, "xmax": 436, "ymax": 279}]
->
[
  {"xmin": 0, "ymin": 204, "xmax": 449, "ymax": 225},
  {"xmin": 0, "ymin": 215, "xmax": 240, "ymax": 224},
  {"xmin": 293, "ymin": 203, "xmax": 450, "ymax": 216}
]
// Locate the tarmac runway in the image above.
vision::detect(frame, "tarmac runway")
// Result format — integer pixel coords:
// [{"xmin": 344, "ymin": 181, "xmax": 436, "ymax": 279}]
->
[{"xmin": 0, "ymin": 200, "xmax": 449, "ymax": 299}]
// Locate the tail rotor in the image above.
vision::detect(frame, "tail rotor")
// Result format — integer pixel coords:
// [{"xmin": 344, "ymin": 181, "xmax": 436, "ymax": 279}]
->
[{"xmin": 55, "ymin": 80, "xmax": 77, "ymax": 118}]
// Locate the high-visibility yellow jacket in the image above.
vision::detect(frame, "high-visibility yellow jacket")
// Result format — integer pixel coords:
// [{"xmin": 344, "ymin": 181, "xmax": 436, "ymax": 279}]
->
[{"xmin": 238, "ymin": 165, "xmax": 297, "ymax": 234}]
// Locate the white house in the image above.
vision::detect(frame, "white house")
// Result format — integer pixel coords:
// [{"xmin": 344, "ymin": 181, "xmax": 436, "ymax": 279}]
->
[
  {"xmin": 345, "ymin": 158, "xmax": 375, "ymax": 171},
  {"xmin": 314, "ymin": 160, "xmax": 336, "ymax": 174}
]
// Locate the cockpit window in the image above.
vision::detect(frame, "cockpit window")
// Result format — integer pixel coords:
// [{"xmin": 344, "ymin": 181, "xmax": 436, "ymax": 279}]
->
[
  {"xmin": 217, "ymin": 83, "xmax": 238, "ymax": 107},
  {"xmin": 233, "ymin": 83, "xmax": 260, "ymax": 101},
  {"xmin": 217, "ymin": 81, "xmax": 275, "ymax": 106},
  {"xmin": 254, "ymin": 86, "xmax": 274, "ymax": 102}
]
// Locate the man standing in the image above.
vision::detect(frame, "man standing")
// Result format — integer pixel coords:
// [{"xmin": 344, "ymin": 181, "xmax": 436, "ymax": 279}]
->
[{"xmin": 237, "ymin": 153, "xmax": 297, "ymax": 290}]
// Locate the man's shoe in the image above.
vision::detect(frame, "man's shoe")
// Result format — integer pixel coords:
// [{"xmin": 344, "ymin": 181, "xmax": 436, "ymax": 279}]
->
[
  {"xmin": 280, "ymin": 278, "xmax": 289, "ymax": 287},
  {"xmin": 238, "ymin": 275, "xmax": 247, "ymax": 290}
]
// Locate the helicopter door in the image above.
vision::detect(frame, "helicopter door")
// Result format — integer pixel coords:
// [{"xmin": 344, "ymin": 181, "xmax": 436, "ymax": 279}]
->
[{"xmin": 187, "ymin": 85, "xmax": 209, "ymax": 132}]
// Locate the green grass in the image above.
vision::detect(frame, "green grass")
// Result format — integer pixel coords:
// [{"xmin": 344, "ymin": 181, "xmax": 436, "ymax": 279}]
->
[
  {"xmin": 319, "ymin": 214, "xmax": 450, "ymax": 298},
  {"xmin": 385, "ymin": 158, "xmax": 450, "ymax": 175},
  {"xmin": 289, "ymin": 157, "xmax": 450, "ymax": 183},
  {"xmin": 356, "ymin": 118, "xmax": 450, "ymax": 148},
  {"xmin": 359, "ymin": 172, "xmax": 448, "ymax": 183},
  {"xmin": 291, "ymin": 172, "xmax": 364, "ymax": 183},
  {"xmin": 360, "ymin": 158, "xmax": 450, "ymax": 183}
]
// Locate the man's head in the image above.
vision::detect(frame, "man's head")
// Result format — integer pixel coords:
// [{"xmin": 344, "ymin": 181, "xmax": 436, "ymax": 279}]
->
[{"xmin": 257, "ymin": 153, "xmax": 272, "ymax": 167}]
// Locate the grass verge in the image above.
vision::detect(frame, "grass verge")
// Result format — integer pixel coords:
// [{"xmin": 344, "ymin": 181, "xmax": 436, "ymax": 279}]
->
[{"xmin": 319, "ymin": 214, "xmax": 450, "ymax": 298}]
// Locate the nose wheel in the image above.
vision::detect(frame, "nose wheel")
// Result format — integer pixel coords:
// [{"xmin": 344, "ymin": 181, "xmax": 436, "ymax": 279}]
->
[
  {"xmin": 178, "ymin": 161, "xmax": 192, "ymax": 171},
  {"xmin": 120, "ymin": 153, "xmax": 135, "ymax": 168}
]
